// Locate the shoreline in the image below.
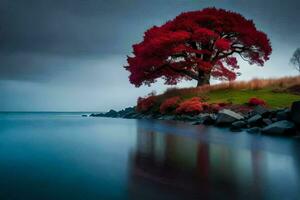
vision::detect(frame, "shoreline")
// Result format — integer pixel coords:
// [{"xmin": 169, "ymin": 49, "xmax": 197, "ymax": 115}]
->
[{"xmin": 88, "ymin": 101, "xmax": 300, "ymax": 137}]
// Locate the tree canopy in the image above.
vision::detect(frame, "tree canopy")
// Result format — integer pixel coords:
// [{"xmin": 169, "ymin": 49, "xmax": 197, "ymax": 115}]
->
[
  {"xmin": 125, "ymin": 8, "xmax": 272, "ymax": 87},
  {"xmin": 290, "ymin": 48, "xmax": 300, "ymax": 73}
]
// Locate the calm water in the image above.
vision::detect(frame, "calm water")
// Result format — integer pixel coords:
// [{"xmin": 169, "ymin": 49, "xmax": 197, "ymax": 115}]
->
[{"xmin": 0, "ymin": 112, "xmax": 299, "ymax": 200}]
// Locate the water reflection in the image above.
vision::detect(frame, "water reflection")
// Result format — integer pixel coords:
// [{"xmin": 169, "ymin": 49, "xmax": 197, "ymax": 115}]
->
[
  {"xmin": 0, "ymin": 114, "xmax": 299, "ymax": 200},
  {"xmin": 129, "ymin": 120, "xmax": 300, "ymax": 200}
]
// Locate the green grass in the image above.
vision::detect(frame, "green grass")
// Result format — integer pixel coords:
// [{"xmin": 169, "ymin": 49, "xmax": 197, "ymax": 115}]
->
[
  {"xmin": 158, "ymin": 88, "xmax": 300, "ymax": 109},
  {"xmin": 156, "ymin": 76, "xmax": 300, "ymax": 109},
  {"xmin": 203, "ymin": 88, "xmax": 300, "ymax": 108}
]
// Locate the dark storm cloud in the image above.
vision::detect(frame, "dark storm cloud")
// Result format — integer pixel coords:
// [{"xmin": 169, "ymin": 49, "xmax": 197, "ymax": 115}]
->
[
  {"xmin": 0, "ymin": 0, "xmax": 199, "ymax": 56},
  {"xmin": 230, "ymin": 0, "xmax": 300, "ymax": 43},
  {"xmin": 0, "ymin": 0, "xmax": 128, "ymax": 55},
  {"xmin": 1, "ymin": 0, "xmax": 298, "ymax": 57}
]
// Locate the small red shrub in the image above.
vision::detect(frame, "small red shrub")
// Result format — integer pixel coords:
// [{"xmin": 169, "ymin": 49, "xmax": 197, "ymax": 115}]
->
[
  {"xmin": 136, "ymin": 95, "xmax": 157, "ymax": 112},
  {"xmin": 175, "ymin": 97, "xmax": 203, "ymax": 115},
  {"xmin": 248, "ymin": 97, "xmax": 266, "ymax": 106},
  {"xmin": 209, "ymin": 104, "xmax": 221, "ymax": 113},
  {"xmin": 160, "ymin": 96, "xmax": 181, "ymax": 114}
]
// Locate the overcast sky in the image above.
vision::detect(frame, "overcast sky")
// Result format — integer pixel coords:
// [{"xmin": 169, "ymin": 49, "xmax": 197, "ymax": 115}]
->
[{"xmin": 0, "ymin": 0, "xmax": 299, "ymax": 111}]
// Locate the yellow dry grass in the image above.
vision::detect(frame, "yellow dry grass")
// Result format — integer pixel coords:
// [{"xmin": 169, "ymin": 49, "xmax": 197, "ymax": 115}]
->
[{"xmin": 160, "ymin": 76, "xmax": 300, "ymax": 98}]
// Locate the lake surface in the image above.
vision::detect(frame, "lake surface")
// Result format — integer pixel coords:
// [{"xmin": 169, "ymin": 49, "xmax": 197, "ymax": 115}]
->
[{"xmin": 0, "ymin": 112, "xmax": 299, "ymax": 200}]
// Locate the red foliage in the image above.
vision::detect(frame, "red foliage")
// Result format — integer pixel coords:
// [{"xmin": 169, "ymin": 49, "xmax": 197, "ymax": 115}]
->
[
  {"xmin": 125, "ymin": 8, "xmax": 272, "ymax": 87},
  {"xmin": 248, "ymin": 97, "xmax": 266, "ymax": 106},
  {"xmin": 201, "ymin": 102, "xmax": 210, "ymax": 109},
  {"xmin": 160, "ymin": 96, "xmax": 181, "ymax": 114},
  {"xmin": 136, "ymin": 95, "xmax": 157, "ymax": 112},
  {"xmin": 175, "ymin": 97, "xmax": 204, "ymax": 115},
  {"xmin": 215, "ymin": 38, "xmax": 231, "ymax": 51},
  {"xmin": 209, "ymin": 104, "xmax": 222, "ymax": 113}
]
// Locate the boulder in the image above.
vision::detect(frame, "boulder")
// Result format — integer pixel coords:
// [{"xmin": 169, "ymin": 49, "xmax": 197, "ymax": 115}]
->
[
  {"xmin": 262, "ymin": 118, "xmax": 273, "ymax": 126},
  {"xmin": 262, "ymin": 120, "xmax": 296, "ymax": 135},
  {"xmin": 202, "ymin": 115, "xmax": 216, "ymax": 125},
  {"xmin": 247, "ymin": 114, "xmax": 263, "ymax": 126},
  {"xmin": 231, "ymin": 120, "xmax": 247, "ymax": 128},
  {"xmin": 104, "ymin": 109, "xmax": 119, "ymax": 118},
  {"xmin": 230, "ymin": 120, "xmax": 247, "ymax": 132},
  {"xmin": 193, "ymin": 114, "xmax": 208, "ymax": 121},
  {"xmin": 271, "ymin": 117, "xmax": 278, "ymax": 122},
  {"xmin": 215, "ymin": 109, "xmax": 244, "ymax": 126},
  {"xmin": 291, "ymin": 101, "xmax": 300, "ymax": 125},
  {"xmin": 122, "ymin": 111, "xmax": 138, "ymax": 119},
  {"xmin": 252, "ymin": 105, "xmax": 270, "ymax": 117},
  {"xmin": 81, "ymin": 114, "xmax": 88, "ymax": 117},
  {"xmin": 193, "ymin": 117, "xmax": 215, "ymax": 125},
  {"xmin": 192, "ymin": 114, "xmax": 215, "ymax": 125},
  {"xmin": 276, "ymin": 109, "xmax": 290, "ymax": 121},
  {"xmin": 129, "ymin": 113, "xmax": 143, "ymax": 119},
  {"xmin": 118, "ymin": 107, "xmax": 136, "ymax": 117},
  {"xmin": 90, "ymin": 113, "xmax": 105, "ymax": 117},
  {"xmin": 192, "ymin": 121, "xmax": 200, "ymax": 125}
]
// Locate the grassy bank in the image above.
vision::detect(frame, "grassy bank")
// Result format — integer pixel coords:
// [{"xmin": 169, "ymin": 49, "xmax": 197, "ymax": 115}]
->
[{"xmin": 156, "ymin": 76, "xmax": 300, "ymax": 109}]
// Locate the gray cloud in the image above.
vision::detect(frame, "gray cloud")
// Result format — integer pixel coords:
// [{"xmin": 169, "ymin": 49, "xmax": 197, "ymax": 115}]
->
[{"xmin": 0, "ymin": 0, "xmax": 299, "ymax": 111}]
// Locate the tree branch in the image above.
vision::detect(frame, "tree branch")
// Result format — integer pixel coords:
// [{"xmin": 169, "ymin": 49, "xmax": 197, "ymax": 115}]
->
[{"xmin": 167, "ymin": 65, "xmax": 199, "ymax": 80}]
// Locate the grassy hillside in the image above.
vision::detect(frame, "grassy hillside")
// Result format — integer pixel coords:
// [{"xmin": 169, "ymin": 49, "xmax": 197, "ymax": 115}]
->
[
  {"xmin": 203, "ymin": 88, "xmax": 299, "ymax": 108},
  {"xmin": 157, "ymin": 76, "xmax": 300, "ymax": 109}
]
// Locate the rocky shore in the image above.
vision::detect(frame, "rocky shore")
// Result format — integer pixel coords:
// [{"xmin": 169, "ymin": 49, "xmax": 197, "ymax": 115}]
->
[{"xmin": 88, "ymin": 101, "xmax": 300, "ymax": 136}]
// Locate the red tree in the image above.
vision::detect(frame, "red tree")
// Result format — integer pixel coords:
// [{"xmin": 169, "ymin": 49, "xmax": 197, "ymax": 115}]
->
[{"xmin": 125, "ymin": 8, "xmax": 272, "ymax": 87}]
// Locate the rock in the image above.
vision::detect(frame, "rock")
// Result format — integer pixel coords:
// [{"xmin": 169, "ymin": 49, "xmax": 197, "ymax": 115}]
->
[
  {"xmin": 291, "ymin": 101, "xmax": 300, "ymax": 125},
  {"xmin": 230, "ymin": 121, "xmax": 247, "ymax": 132},
  {"xmin": 247, "ymin": 114, "xmax": 263, "ymax": 126},
  {"xmin": 247, "ymin": 127, "xmax": 261, "ymax": 134},
  {"xmin": 231, "ymin": 120, "xmax": 247, "ymax": 129},
  {"xmin": 90, "ymin": 113, "xmax": 105, "ymax": 117},
  {"xmin": 276, "ymin": 109, "xmax": 290, "ymax": 121},
  {"xmin": 262, "ymin": 120, "xmax": 296, "ymax": 135},
  {"xmin": 192, "ymin": 114, "xmax": 207, "ymax": 121},
  {"xmin": 81, "ymin": 114, "xmax": 88, "ymax": 117},
  {"xmin": 119, "ymin": 107, "xmax": 136, "ymax": 117},
  {"xmin": 192, "ymin": 114, "xmax": 216, "ymax": 125},
  {"xmin": 253, "ymin": 105, "xmax": 270, "ymax": 117},
  {"xmin": 192, "ymin": 121, "xmax": 202, "ymax": 125},
  {"xmin": 104, "ymin": 109, "xmax": 119, "ymax": 118},
  {"xmin": 271, "ymin": 117, "xmax": 278, "ymax": 122},
  {"xmin": 186, "ymin": 114, "xmax": 215, "ymax": 125},
  {"xmin": 262, "ymin": 118, "xmax": 273, "ymax": 126},
  {"xmin": 215, "ymin": 109, "xmax": 244, "ymax": 126},
  {"xmin": 122, "ymin": 111, "xmax": 138, "ymax": 119},
  {"xmin": 221, "ymin": 109, "xmax": 244, "ymax": 119},
  {"xmin": 202, "ymin": 115, "xmax": 216, "ymax": 125},
  {"xmin": 133, "ymin": 113, "xmax": 144, "ymax": 119}
]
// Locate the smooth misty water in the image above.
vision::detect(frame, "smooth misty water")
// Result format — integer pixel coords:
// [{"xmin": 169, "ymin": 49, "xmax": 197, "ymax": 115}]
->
[{"xmin": 0, "ymin": 113, "xmax": 300, "ymax": 200}]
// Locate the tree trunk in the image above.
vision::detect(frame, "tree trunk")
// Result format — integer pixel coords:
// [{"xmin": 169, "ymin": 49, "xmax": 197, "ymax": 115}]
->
[{"xmin": 197, "ymin": 71, "xmax": 210, "ymax": 87}]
